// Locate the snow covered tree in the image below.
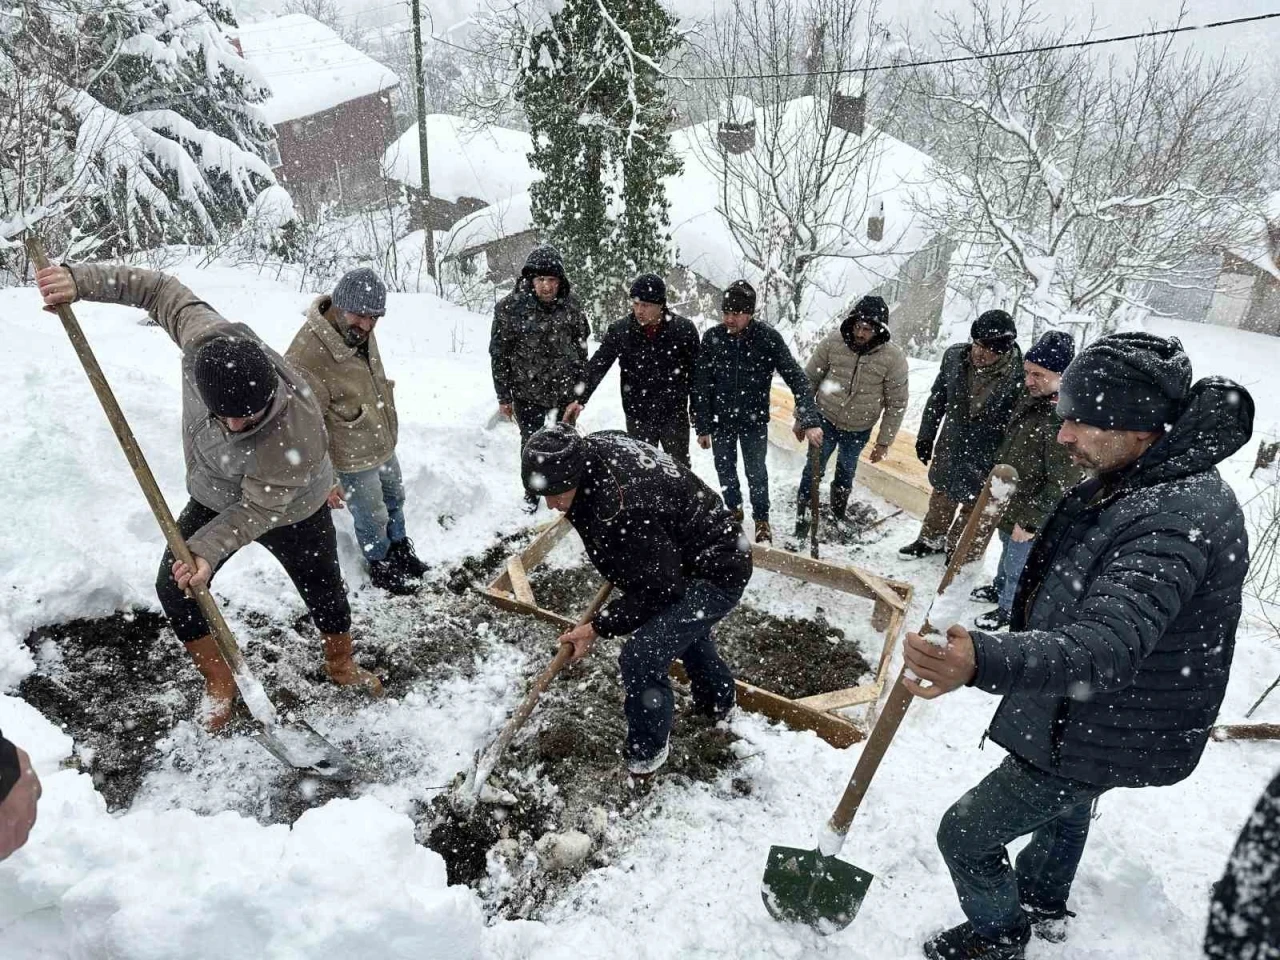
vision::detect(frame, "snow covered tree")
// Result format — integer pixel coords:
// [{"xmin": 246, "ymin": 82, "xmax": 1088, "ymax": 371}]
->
[
  {"xmin": 916, "ymin": 0, "xmax": 1275, "ymax": 340},
  {"xmin": 0, "ymin": 0, "xmax": 278, "ymax": 276},
  {"xmin": 514, "ymin": 0, "xmax": 682, "ymax": 328}
]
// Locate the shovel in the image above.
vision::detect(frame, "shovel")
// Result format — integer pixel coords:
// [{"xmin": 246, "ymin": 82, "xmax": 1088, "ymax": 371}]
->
[
  {"xmin": 27, "ymin": 236, "xmax": 353, "ymax": 781},
  {"xmin": 762, "ymin": 463, "xmax": 1019, "ymax": 930},
  {"xmin": 459, "ymin": 581, "xmax": 614, "ymax": 807},
  {"xmin": 793, "ymin": 443, "xmax": 822, "ymax": 550}
]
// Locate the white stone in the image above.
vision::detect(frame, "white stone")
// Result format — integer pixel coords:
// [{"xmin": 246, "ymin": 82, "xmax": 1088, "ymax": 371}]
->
[{"xmin": 534, "ymin": 830, "xmax": 593, "ymax": 872}]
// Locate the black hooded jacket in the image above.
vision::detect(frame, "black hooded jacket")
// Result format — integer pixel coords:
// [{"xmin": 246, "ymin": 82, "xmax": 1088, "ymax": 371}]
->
[
  {"xmin": 489, "ymin": 248, "xmax": 591, "ymax": 408},
  {"xmin": 579, "ymin": 311, "xmax": 700, "ymax": 425},
  {"xmin": 565, "ymin": 432, "xmax": 753, "ymax": 637},
  {"xmin": 971, "ymin": 377, "xmax": 1253, "ymax": 788},
  {"xmin": 690, "ymin": 319, "xmax": 820, "ymax": 435},
  {"xmin": 1205, "ymin": 769, "xmax": 1280, "ymax": 959}
]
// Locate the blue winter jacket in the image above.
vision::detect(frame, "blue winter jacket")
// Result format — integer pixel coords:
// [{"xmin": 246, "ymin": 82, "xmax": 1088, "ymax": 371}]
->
[{"xmin": 972, "ymin": 377, "xmax": 1253, "ymax": 788}]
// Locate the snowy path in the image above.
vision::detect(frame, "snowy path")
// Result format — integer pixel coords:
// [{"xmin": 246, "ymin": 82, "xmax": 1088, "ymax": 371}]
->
[{"xmin": 0, "ymin": 265, "xmax": 1277, "ymax": 958}]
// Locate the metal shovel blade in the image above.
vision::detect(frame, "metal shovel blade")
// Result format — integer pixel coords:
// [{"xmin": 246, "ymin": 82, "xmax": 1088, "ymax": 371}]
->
[
  {"xmin": 762, "ymin": 845, "xmax": 874, "ymax": 932},
  {"xmin": 253, "ymin": 721, "xmax": 355, "ymax": 781}
]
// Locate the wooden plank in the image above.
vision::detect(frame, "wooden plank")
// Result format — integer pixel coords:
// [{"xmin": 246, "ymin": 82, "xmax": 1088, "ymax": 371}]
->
[
  {"xmin": 875, "ymin": 591, "xmax": 911, "ymax": 687},
  {"xmin": 670, "ymin": 663, "xmax": 863, "ymax": 749},
  {"xmin": 519, "ymin": 516, "xmax": 575, "ymax": 572},
  {"xmin": 479, "ymin": 589, "xmax": 576, "ymax": 631},
  {"xmin": 752, "ymin": 544, "xmax": 906, "ymax": 613},
  {"xmin": 794, "ymin": 682, "xmax": 882, "ymax": 712},
  {"xmin": 506, "ymin": 557, "xmax": 536, "ymax": 606}
]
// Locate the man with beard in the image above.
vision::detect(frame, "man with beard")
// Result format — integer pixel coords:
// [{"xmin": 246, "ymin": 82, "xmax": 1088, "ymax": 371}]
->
[
  {"xmin": 287, "ymin": 268, "xmax": 427, "ymax": 596},
  {"xmin": 901, "ymin": 333, "xmax": 1252, "ymax": 959},
  {"xmin": 796, "ymin": 295, "xmax": 909, "ymax": 524}
]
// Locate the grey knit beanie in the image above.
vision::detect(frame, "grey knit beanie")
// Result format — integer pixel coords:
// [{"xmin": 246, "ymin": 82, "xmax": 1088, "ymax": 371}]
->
[{"xmin": 332, "ymin": 268, "xmax": 386, "ymax": 317}]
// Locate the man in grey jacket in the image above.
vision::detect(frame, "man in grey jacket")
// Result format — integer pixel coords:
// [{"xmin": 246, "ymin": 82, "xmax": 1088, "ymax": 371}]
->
[
  {"xmin": 902, "ymin": 333, "xmax": 1251, "ymax": 960},
  {"xmin": 37, "ymin": 264, "xmax": 383, "ymax": 731}
]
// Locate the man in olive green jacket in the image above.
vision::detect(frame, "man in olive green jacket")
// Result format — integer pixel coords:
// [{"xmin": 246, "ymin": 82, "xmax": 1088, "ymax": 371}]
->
[
  {"xmin": 972, "ymin": 330, "xmax": 1083, "ymax": 629},
  {"xmin": 36, "ymin": 263, "xmax": 382, "ymax": 731},
  {"xmin": 286, "ymin": 268, "xmax": 426, "ymax": 596},
  {"xmin": 797, "ymin": 295, "xmax": 909, "ymax": 521}
]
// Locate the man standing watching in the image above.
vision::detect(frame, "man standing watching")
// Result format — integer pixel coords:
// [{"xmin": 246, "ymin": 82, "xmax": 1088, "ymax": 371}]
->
[
  {"xmin": 37, "ymin": 264, "xmax": 383, "ymax": 730},
  {"xmin": 287, "ymin": 268, "xmax": 427, "ymax": 596},
  {"xmin": 521, "ymin": 425, "xmax": 752, "ymax": 778},
  {"xmin": 691, "ymin": 280, "xmax": 823, "ymax": 544},
  {"xmin": 567, "ymin": 273, "xmax": 699, "ymax": 466},
  {"xmin": 901, "ymin": 333, "xmax": 1252, "ymax": 960},
  {"xmin": 901, "ymin": 309, "xmax": 1024, "ymax": 560},
  {"xmin": 490, "ymin": 245, "xmax": 590, "ymax": 511},
  {"xmin": 797, "ymin": 294, "xmax": 909, "ymax": 524},
  {"xmin": 972, "ymin": 330, "xmax": 1082, "ymax": 629}
]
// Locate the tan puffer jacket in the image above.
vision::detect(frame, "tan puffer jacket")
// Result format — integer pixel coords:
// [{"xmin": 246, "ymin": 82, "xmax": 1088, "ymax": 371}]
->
[
  {"xmin": 285, "ymin": 297, "xmax": 398, "ymax": 474},
  {"xmin": 805, "ymin": 328, "xmax": 910, "ymax": 446}
]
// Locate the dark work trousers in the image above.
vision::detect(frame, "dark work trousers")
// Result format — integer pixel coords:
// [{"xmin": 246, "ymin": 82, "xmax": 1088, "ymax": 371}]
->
[
  {"xmin": 513, "ymin": 401, "xmax": 567, "ymax": 447},
  {"xmin": 626, "ymin": 413, "xmax": 691, "ymax": 467},
  {"xmin": 711, "ymin": 423, "xmax": 771, "ymax": 519},
  {"xmin": 156, "ymin": 499, "xmax": 352, "ymax": 643},
  {"xmin": 618, "ymin": 579, "xmax": 740, "ymax": 765},
  {"xmin": 937, "ymin": 755, "xmax": 1108, "ymax": 940}
]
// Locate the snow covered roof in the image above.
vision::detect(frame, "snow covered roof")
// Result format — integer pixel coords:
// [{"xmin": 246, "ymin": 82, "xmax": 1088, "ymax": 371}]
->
[
  {"xmin": 443, "ymin": 97, "xmax": 948, "ymax": 326},
  {"xmin": 235, "ymin": 14, "xmax": 399, "ymax": 125},
  {"xmin": 381, "ymin": 115, "xmax": 538, "ymax": 206}
]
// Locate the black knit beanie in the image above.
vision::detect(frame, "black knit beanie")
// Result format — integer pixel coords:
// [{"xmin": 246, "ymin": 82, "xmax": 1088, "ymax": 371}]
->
[
  {"xmin": 1024, "ymin": 330, "xmax": 1075, "ymax": 375},
  {"xmin": 193, "ymin": 337, "xmax": 278, "ymax": 418},
  {"xmin": 630, "ymin": 273, "xmax": 666, "ymax": 305},
  {"xmin": 722, "ymin": 280, "xmax": 756, "ymax": 314},
  {"xmin": 1057, "ymin": 332, "xmax": 1192, "ymax": 432},
  {"xmin": 522, "ymin": 424, "xmax": 586, "ymax": 496},
  {"xmin": 971, "ymin": 309, "xmax": 1018, "ymax": 352}
]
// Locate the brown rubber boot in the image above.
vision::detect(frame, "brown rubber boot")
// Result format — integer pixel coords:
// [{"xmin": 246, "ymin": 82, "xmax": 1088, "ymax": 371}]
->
[
  {"xmin": 754, "ymin": 519, "xmax": 773, "ymax": 543},
  {"xmin": 186, "ymin": 634, "xmax": 238, "ymax": 732},
  {"xmin": 323, "ymin": 633, "xmax": 385, "ymax": 697}
]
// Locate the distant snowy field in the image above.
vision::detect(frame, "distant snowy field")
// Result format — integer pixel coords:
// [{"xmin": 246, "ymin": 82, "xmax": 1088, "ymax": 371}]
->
[{"xmin": 0, "ymin": 260, "xmax": 1277, "ymax": 958}]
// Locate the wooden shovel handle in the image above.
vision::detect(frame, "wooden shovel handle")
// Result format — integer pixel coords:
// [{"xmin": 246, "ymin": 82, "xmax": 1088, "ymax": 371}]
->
[
  {"xmin": 809, "ymin": 442, "xmax": 821, "ymax": 559},
  {"xmin": 826, "ymin": 463, "xmax": 1020, "ymax": 835},
  {"xmin": 25, "ymin": 238, "xmax": 261, "ymax": 713},
  {"xmin": 1212, "ymin": 723, "xmax": 1280, "ymax": 741}
]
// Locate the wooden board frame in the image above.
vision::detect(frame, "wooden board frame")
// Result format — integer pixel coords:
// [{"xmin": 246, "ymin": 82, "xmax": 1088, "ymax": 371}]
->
[{"xmin": 481, "ymin": 517, "xmax": 913, "ymax": 749}]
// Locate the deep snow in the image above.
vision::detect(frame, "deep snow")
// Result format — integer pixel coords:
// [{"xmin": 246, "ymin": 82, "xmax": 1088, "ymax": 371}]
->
[{"xmin": 0, "ymin": 261, "xmax": 1278, "ymax": 958}]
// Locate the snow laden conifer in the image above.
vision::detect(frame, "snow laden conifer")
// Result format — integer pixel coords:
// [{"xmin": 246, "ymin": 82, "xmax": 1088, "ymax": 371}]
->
[
  {"xmin": 515, "ymin": 0, "xmax": 682, "ymax": 329},
  {"xmin": 0, "ymin": 0, "xmax": 278, "ymax": 272}
]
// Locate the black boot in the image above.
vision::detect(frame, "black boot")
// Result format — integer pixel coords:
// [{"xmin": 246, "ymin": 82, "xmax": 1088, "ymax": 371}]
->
[
  {"xmin": 899, "ymin": 538, "xmax": 946, "ymax": 559},
  {"xmin": 1022, "ymin": 903, "xmax": 1074, "ymax": 943},
  {"xmin": 369, "ymin": 556, "xmax": 418, "ymax": 595},
  {"xmin": 974, "ymin": 608, "xmax": 1011, "ymax": 631},
  {"xmin": 969, "ymin": 583, "xmax": 999, "ymax": 603},
  {"xmin": 522, "ymin": 493, "xmax": 540, "ymax": 515},
  {"xmin": 388, "ymin": 538, "xmax": 428, "ymax": 579},
  {"xmin": 830, "ymin": 485, "xmax": 852, "ymax": 522},
  {"xmin": 923, "ymin": 921, "xmax": 1029, "ymax": 959},
  {"xmin": 730, "ymin": 505, "xmax": 744, "ymax": 525}
]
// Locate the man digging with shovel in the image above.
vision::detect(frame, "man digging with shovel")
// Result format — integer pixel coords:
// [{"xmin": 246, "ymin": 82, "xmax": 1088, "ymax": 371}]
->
[
  {"xmin": 521, "ymin": 424, "xmax": 752, "ymax": 779},
  {"xmin": 37, "ymin": 264, "xmax": 383, "ymax": 731},
  {"xmin": 902, "ymin": 333, "xmax": 1252, "ymax": 959}
]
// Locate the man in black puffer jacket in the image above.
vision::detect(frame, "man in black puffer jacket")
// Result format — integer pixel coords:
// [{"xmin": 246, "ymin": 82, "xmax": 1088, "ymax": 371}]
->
[
  {"xmin": 568, "ymin": 274, "xmax": 700, "ymax": 466},
  {"xmin": 901, "ymin": 332, "xmax": 1252, "ymax": 960},
  {"xmin": 490, "ymin": 245, "xmax": 591, "ymax": 509},
  {"xmin": 522, "ymin": 425, "xmax": 752, "ymax": 777},
  {"xmin": 0, "ymin": 729, "xmax": 40, "ymax": 860},
  {"xmin": 691, "ymin": 280, "xmax": 823, "ymax": 544}
]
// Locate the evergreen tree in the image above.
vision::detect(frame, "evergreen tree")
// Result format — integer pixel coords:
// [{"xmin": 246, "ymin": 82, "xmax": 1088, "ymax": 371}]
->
[
  {"xmin": 516, "ymin": 0, "xmax": 682, "ymax": 329},
  {"xmin": 0, "ymin": 0, "xmax": 278, "ymax": 265}
]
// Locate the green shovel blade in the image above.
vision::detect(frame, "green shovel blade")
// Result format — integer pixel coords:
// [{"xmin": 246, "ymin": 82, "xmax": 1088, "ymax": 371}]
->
[{"xmin": 762, "ymin": 845, "xmax": 874, "ymax": 932}]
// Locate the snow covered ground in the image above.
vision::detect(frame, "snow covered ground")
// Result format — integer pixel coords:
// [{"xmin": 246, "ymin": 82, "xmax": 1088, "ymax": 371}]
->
[{"xmin": 1, "ymin": 261, "xmax": 1278, "ymax": 958}]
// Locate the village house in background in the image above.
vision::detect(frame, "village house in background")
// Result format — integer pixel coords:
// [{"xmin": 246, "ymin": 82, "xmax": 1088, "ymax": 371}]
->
[
  {"xmin": 440, "ymin": 96, "xmax": 953, "ymax": 350},
  {"xmin": 234, "ymin": 14, "xmax": 400, "ymax": 218},
  {"xmin": 1145, "ymin": 195, "xmax": 1280, "ymax": 336},
  {"xmin": 380, "ymin": 117, "xmax": 540, "ymax": 233}
]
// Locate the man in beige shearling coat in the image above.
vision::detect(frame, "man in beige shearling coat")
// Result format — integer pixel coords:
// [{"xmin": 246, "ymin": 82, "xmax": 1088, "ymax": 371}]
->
[
  {"xmin": 286, "ymin": 268, "xmax": 426, "ymax": 596},
  {"xmin": 36, "ymin": 263, "xmax": 383, "ymax": 730}
]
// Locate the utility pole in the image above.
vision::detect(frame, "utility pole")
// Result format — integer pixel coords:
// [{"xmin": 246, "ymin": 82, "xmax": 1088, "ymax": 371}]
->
[{"xmin": 410, "ymin": 0, "xmax": 437, "ymax": 278}]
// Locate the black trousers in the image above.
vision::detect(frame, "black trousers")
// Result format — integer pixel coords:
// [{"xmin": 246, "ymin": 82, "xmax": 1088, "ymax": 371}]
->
[
  {"xmin": 626, "ymin": 413, "xmax": 691, "ymax": 467},
  {"xmin": 513, "ymin": 401, "xmax": 567, "ymax": 447},
  {"xmin": 156, "ymin": 499, "xmax": 351, "ymax": 643}
]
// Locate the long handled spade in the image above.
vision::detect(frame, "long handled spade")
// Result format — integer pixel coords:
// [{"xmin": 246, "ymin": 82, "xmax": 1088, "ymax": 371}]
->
[
  {"xmin": 460, "ymin": 581, "xmax": 614, "ymax": 807},
  {"xmin": 26, "ymin": 236, "xmax": 354, "ymax": 781},
  {"xmin": 762, "ymin": 464, "xmax": 1020, "ymax": 931}
]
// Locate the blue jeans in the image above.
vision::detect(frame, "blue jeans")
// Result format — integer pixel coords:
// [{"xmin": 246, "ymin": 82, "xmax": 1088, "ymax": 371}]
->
[
  {"xmin": 619, "ymin": 580, "xmax": 740, "ymax": 765},
  {"xmin": 337, "ymin": 455, "xmax": 408, "ymax": 563},
  {"xmin": 796, "ymin": 417, "xmax": 871, "ymax": 501},
  {"xmin": 711, "ymin": 423, "xmax": 770, "ymax": 519},
  {"xmin": 937, "ymin": 755, "xmax": 1108, "ymax": 939},
  {"xmin": 992, "ymin": 530, "xmax": 1036, "ymax": 614}
]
